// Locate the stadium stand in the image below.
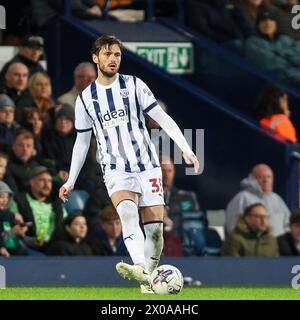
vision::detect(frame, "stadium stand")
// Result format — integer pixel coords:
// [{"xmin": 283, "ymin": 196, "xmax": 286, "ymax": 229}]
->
[{"xmin": 0, "ymin": 0, "xmax": 299, "ymax": 288}]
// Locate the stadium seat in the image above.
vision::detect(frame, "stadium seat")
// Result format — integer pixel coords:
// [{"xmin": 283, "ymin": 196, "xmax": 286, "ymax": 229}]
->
[
  {"xmin": 182, "ymin": 210, "xmax": 223, "ymax": 256},
  {"xmin": 63, "ymin": 190, "xmax": 89, "ymax": 213},
  {"xmin": 182, "ymin": 210, "xmax": 207, "ymax": 256},
  {"xmin": 203, "ymin": 228, "xmax": 223, "ymax": 256}
]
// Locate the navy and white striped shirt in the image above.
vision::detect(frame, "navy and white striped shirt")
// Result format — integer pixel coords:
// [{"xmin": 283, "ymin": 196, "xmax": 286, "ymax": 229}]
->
[{"xmin": 75, "ymin": 74, "xmax": 160, "ymax": 173}]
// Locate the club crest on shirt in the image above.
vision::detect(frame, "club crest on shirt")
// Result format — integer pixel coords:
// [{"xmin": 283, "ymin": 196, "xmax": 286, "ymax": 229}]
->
[
  {"xmin": 99, "ymin": 106, "xmax": 129, "ymax": 129},
  {"xmin": 120, "ymin": 88, "xmax": 129, "ymax": 98}
]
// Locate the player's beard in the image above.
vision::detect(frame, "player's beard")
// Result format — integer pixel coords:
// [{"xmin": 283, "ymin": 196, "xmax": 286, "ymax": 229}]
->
[{"xmin": 99, "ymin": 64, "xmax": 119, "ymax": 78}]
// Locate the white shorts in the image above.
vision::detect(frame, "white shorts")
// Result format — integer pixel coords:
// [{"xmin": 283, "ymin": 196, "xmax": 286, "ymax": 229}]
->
[{"xmin": 104, "ymin": 167, "xmax": 165, "ymax": 207}]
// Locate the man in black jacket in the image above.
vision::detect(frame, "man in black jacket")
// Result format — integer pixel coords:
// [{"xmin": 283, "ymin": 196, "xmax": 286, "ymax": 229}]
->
[
  {"xmin": 278, "ymin": 211, "xmax": 300, "ymax": 256},
  {"xmin": 0, "ymin": 62, "xmax": 34, "ymax": 115},
  {"xmin": 8, "ymin": 129, "xmax": 39, "ymax": 193}
]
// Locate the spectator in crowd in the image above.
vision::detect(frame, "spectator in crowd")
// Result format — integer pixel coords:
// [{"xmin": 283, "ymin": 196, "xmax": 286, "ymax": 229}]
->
[
  {"xmin": 8, "ymin": 129, "xmax": 39, "ymax": 193},
  {"xmin": 268, "ymin": 0, "xmax": 300, "ymax": 40},
  {"xmin": 0, "ymin": 152, "xmax": 17, "ymax": 193},
  {"xmin": 27, "ymin": 72, "xmax": 56, "ymax": 123},
  {"xmin": 0, "ymin": 35, "xmax": 45, "ymax": 85},
  {"xmin": 245, "ymin": 9, "xmax": 300, "ymax": 85},
  {"xmin": 222, "ymin": 203, "xmax": 279, "ymax": 256},
  {"xmin": 226, "ymin": 163, "xmax": 290, "ymax": 236},
  {"xmin": 162, "ymin": 208, "xmax": 184, "ymax": 256},
  {"xmin": 238, "ymin": 0, "xmax": 271, "ymax": 31},
  {"xmin": 42, "ymin": 104, "xmax": 76, "ymax": 184},
  {"xmin": 278, "ymin": 211, "xmax": 300, "ymax": 255},
  {"xmin": 183, "ymin": 0, "xmax": 253, "ymax": 50},
  {"xmin": 21, "ymin": 108, "xmax": 44, "ymax": 158},
  {"xmin": 41, "ymin": 103, "xmax": 110, "ymax": 217},
  {"xmin": 14, "ymin": 166, "xmax": 67, "ymax": 252},
  {"xmin": 0, "ymin": 181, "xmax": 28, "ymax": 256},
  {"xmin": 71, "ymin": 0, "xmax": 103, "ymax": 19},
  {"xmin": 161, "ymin": 155, "xmax": 200, "ymax": 237},
  {"xmin": 0, "ymin": 62, "xmax": 34, "ymax": 114},
  {"xmin": 42, "ymin": 104, "xmax": 92, "ymax": 184},
  {"xmin": 0, "ymin": 153, "xmax": 8, "ymax": 182},
  {"xmin": 47, "ymin": 213, "xmax": 92, "ymax": 256},
  {"xmin": 0, "ymin": 94, "xmax": 19, "ymax": 152},
  {"xmin": 88, "ymin": 205, "xmax": 127, "ymax": 256},
  {"xmin": 57, "ymin": 62, "xmax": 96, "ymax": 107},
  {"xmin": 255, "ymin": 84, "xmax": 297, "ymax": 143}
]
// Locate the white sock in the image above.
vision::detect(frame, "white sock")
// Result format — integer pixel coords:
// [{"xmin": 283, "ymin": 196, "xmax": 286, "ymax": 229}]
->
[
  {"xmin": 143, "ymin": 221, "xmax": 164, "ymax": 273},
  {"xmin": 116, "ymin": 199, "xmax": 146, "ymax": 267}
]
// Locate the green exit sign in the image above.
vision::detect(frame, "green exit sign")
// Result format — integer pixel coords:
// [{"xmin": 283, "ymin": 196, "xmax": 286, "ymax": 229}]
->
[{"xmin": 124, "ymin": 42, "xmax": 194, "ymax": 74}]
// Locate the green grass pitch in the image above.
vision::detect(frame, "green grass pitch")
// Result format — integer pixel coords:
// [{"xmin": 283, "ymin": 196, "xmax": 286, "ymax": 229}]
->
[{"xmin": 0, "ymin": 286, "xmax": 299, "ymax": 300}]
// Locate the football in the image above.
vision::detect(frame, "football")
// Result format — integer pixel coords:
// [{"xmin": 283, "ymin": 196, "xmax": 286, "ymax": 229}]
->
[{"xmin": 150, "ymin": 264, "xmax": 184, "ymax": 294}]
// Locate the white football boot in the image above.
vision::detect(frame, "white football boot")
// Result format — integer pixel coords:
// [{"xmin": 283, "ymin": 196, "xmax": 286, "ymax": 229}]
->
[{"xmin": 116, "ymin": 262, "xmax": 150, "ymax": 285}]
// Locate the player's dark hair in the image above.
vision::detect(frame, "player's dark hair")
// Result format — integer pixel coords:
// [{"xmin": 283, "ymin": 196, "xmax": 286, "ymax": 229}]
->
[
  {"xmin": 243, "ymin": 203, "xmax": 266, "ymax": 217},
  {"xmin": 91, "ymin": 35, "xmax": 123, "ymax": 55}
]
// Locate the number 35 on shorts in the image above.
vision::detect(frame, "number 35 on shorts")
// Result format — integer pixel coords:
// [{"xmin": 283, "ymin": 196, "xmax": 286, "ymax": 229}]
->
[{"xmin": 149, "ymin": 178, "xmax": 163, "ymax": 193}]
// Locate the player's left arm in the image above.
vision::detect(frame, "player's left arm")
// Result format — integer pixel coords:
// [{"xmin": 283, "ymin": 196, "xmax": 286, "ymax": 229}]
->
[{"xmin": 147, "ymin": 106, "xmax": 199, "ymax": 174}]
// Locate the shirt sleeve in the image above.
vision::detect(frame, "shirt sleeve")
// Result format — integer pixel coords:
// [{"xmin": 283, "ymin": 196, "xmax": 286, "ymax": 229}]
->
[
  {"xmin": 75, "ymin": 94, "xmax": 93, "ymax": 132},
  {"xmin": 135, "ymin": 77, "xmax": 159, "ymax": 113},
  {"xmin": 147, "ymin": 105, "xmax": 193, "ymax": 155},
  {"xmin": 63, "ymin": 130, "xmax": 92, "ymax": 189}
]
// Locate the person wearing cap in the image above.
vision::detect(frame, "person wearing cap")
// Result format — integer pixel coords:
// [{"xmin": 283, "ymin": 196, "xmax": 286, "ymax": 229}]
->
[
  {"xmin": 0, "ymin": 94, "xmax": 20, "ymax": 152},
  {"xmin": 0, "ymin": 181, "xmax": 28, "ymax": 256},
  {"xmin": 14, "ymin": 165, "xmax": 67, "ymax": 252},
  {"xmin": 245, "ymin": 8, "xmax": 300, "ymax": 85},
  {"xmin": 277, "ymin": 211, "xmax": 300, "ymax": 256},
  {"xmin": 0, "ymin": 35, "xmax": 45, "ymax": 85},
  {"xmin": 42, "ymin": 104, "xmax": 76, "ymax": 183},
  {"xmin": 267, "ymin": 0, "xmax": 300, "ymax": 41}
]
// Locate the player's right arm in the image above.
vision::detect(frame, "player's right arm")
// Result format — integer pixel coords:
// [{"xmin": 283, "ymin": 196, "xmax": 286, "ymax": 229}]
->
[{"xmin": 59, "ymin": 94, "xmax": 93, "ymax": 203}]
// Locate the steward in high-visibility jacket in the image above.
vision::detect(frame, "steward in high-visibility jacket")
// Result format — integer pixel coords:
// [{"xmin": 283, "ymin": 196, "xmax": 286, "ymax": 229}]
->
[{"xmin": 260, "ymin": 114, "xmax": 298, "ymax": 144}]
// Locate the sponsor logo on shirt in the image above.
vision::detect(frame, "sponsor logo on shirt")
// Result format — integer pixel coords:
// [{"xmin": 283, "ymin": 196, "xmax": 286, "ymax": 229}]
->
[{"xmin": 99, "ymin": 106, "xmax": 129, "ymax": 129}]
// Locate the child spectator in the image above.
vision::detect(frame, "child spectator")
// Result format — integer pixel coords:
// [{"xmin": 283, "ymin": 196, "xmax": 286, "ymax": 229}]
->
[
  {"xmin": 0, "ymin": 152, "xmax": 17, "ymax": 193},
  {"xmin": 0, "ymin": 94, "xmax": 19, "ymax": 152},
  {"xmin": 0, "ymin": 181, "xmax": 28, "ymax": 256},
  {"xmin": 47, "ymin": 213, "xmax": 92, "ymax": 256},
  {"xmin": 88, "ymin": 205, "xmax": 127, "ymax": 256}
]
